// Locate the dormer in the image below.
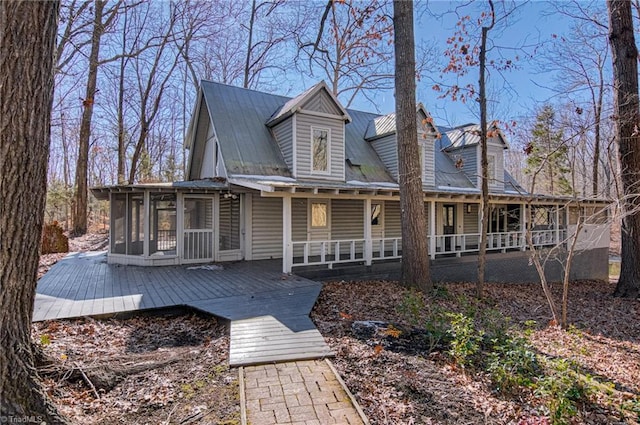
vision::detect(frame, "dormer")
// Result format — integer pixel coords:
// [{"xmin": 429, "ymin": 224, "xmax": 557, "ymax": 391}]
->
[
  {"xmin": 364, "ymin": 104, "xmax": 439, "ymax": 188},
  {"xmin": 266, "ymin": 82, "xmax": 351, "ymax": 181},
  {"xmin": 443, "ymin": 122, "xmax": 509, "ymax": 192}
]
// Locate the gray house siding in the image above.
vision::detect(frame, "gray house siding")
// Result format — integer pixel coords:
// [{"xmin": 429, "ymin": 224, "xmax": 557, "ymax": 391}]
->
[
  {"xmin": 295, "ymin": 113, "xmax": 345, "ymax": 180},
  {"xmin": 488, "ymin": 142, "xmax": 505, "ymax": 192},
  {"xmin": 422, "ymin": 138, "xmax": 436, "ymax": 187},
  {"xmin": 331, "ymin": 199, "xmax": 364, "ymax": 255},
  {"xmin": 301, "ymin": 90, "xmax": 343, "ymax": 116},
  {"xmin": 384, "ymin": 201, "xmax": 402, "ymax": 238},
  {"xmin": 455, "ymin": 146, "xmax": 478, "ymax": 187},
  {"xmin": 251, "ymin": 197, "xmax": 283, "ymax": 259},
  {"xmin": 219, "ymin": 197, "xmax": 240, "ymax": 250},
  {"xmin": 371, "ymin": 134, "xmax": 398, "ymax": 180},
  {"xmin": 463, "ymin": 203, "xmax": 479, "ymax": 247},
  {"xmin": 331, "ymin": 199, "xmax": 364, "ymax": 239},
  {"xmin": 272, "ymin": 118, "xmax": 294, "ymax": 172}
]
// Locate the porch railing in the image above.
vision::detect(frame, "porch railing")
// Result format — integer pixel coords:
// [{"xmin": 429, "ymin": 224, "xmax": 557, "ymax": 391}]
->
[
  {"xmin": 290, "ymin": 230, "xmax": 566, "ymax": 269},
  {"xmin": 292, "ymin": 239, "xmax": 366, "ymax": 266},
  {"xmin": 183, "ymin": 229, "xmax": 213, "ymax": 261}
]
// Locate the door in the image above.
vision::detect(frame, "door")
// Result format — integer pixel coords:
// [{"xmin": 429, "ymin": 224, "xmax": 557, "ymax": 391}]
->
[
  {"xmin": 183, "ymin": 197, "xmax": 214, "ymax": 263},
  {"xmin": 443, "ymin": 204, "xmax": 455, "ymax": 251}
]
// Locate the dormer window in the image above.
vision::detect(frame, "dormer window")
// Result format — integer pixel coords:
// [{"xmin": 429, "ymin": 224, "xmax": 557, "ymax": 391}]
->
[
  {"xmin": 312, "ymin": 127, "xmax": 330, "ymax": 173},
  {"xmin": 487, "ymin": 154, "xmax": 496, "ymax": 180}
]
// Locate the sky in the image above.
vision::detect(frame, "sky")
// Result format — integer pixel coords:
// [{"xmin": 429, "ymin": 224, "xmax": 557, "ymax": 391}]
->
[{"xmin": 348, "ymin": 1, "xmax": 592, "ymax": 128}]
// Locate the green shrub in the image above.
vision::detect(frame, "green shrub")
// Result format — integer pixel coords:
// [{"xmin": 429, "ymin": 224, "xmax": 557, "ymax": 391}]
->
[
  {"xmin": 446, "ymin": 312, "xmax": 483, "ymax": 369},
  {"xmin": 535, "ymin": 358, "xmax": 599, "ymax": 425},
  {"xmin": 397, "ymin": 289, "xmax": 425, "ymax": 327},
  {"xmin": 487, "ymin": 334, "xmax": 541, "ymax": 394}
]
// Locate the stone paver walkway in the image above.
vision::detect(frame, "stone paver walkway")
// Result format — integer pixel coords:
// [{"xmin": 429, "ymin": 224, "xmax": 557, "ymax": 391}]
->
[{"xmin": 241, "ymin": 360, "xmax": 368, "ymax": 425}]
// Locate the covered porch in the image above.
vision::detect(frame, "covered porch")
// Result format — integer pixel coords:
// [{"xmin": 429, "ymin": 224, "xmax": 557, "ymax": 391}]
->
[
  {"xmin": 279, "ymin": 192, "xmax": 608, "ymax": 274},
  {"xmin": 92, "ymin": 181, "xmax": 246, "ymax": 267}
]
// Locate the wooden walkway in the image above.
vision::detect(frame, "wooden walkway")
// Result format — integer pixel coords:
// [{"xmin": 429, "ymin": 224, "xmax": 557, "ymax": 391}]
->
[{"xmin": 34, "ymin": 252, "xmax": 333, "ymax": 365}]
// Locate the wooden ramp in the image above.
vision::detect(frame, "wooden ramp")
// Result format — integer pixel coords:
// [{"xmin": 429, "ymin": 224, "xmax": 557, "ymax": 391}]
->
[{"xmin": 229, "ymin": 315, "xmax": 334, "ymax": 367}]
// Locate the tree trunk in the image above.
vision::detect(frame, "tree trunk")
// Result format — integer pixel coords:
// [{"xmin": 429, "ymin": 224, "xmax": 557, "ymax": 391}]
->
[
  {"xmin": 244, "ymin": 0, "xmax": 257, "ymax": 89},
  {"xmin": 72, "ymin": 0, "xmax": 105, "ymax": 235},
  {"xmin": 393, "ymin": 0, "xmax": 431, "ymax": 291},
  {"xmin": 117, "ymin": 3, "xmax": 128, "ymax": 185},
  {"xmin": 607, "ymin": 0, "xmax": 640, "ymax": 298},
  {"xmin": 476, "ymin": 2, "xmax": 494, "ymax": 299},
  {"xmin": 0, "ymin": 1, "xmax": 68, "ymax": 421}
]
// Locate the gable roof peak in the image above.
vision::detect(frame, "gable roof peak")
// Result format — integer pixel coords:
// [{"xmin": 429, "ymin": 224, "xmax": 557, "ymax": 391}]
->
[{"xmin": 266, "ymin": 80, "xmax": 352, "ymax": 126}]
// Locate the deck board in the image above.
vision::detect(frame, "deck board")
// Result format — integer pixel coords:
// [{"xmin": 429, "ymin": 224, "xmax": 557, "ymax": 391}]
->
[
  {"xmin": 34, "ymin": 252, "xmax": 332, "ymax": 365},
  {"xmin": 229, "ymin": 315, "xmax": 334, "ymax": 367}
]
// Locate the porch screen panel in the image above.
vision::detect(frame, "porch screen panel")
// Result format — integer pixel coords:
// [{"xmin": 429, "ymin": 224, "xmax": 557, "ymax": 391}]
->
[
  {"xmin": 219, "ymin": 196, "xmax": 240, "ymax": 251},
  {"xmin": 127, "ymin": 194, "xmax": 145, "ymax": 255},
  {"xmin": 184, "ymin": 198, "xmax": 213, "ymax": 260},
  {"xmin": 111, "ymin": 194, "xmax": 126, "ymax": 254},
  {"xmin": 150, "ymin": 194, "xmax": 177, "ymax": 255}
]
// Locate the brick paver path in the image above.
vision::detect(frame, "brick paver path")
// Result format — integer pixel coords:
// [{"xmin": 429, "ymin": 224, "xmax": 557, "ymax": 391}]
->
[{"xmin": 242, "ymin": 360, "xmax": 367, "ymax": 425}]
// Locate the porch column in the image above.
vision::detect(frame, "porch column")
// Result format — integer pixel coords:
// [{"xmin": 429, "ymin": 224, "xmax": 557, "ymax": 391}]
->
[
  {"xmin": 520, "ymin": 203, "xmax": 527, "ymax": 251},
  {"xmin": 176, "ymin": 193, "xmax": 185, "ymax": 261},
  {"xmin": 429, "ymin": 201, "xmax": 436, "ymax": 259},
  {"xmin": 282, "ymin": 195, "xmax": 293, "ymax": 274},
  {"xmin": 554, "ymin": 205, "xmax": 560, "ymax": 245},
  {"xmin": 143, "ymin": 191, "xmax": 150, "ymax": 257},
  {"xmin": 364, "ymin": 198, "xmax": 372, "ymax": 266}
]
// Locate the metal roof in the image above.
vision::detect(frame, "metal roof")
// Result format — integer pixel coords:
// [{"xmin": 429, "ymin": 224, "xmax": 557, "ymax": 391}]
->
[
  {"xmin": 200, "ymin": 80, "xmax": 394, "ymax": 184},
  {"xmin": 434, "ymin": 135, "xmax": 476, "ymax": 189},
  {"xmin": 201, "ymin": 80, "xmax": 293, "ymax": 177},
  {"xmin": 444, "ymin": 123, "xmax": 509, "ymax": 150},
  {"xmin": 266, "ymin": 81, "xmax": 351, "ymax": 126}
]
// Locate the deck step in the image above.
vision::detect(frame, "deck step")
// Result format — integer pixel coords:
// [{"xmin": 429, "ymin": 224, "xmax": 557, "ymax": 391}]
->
[{"xmin": 229, "ymin": 315, "xmax": 334, "ymax": 367}]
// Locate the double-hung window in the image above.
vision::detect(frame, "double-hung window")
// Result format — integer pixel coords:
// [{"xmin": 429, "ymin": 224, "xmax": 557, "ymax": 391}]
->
[{"xmin": 312, "ymin": 127, "xmax": 330, "ymax": 174}]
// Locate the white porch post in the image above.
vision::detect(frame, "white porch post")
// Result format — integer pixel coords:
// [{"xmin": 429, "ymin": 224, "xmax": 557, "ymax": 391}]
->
[
  {"xmin": 282, "ymin": 195, "xmax": 292, "ymax": 273},
  {"xmin": 554, "ymin": 205, "xmax": 560, "ymax": 245},
  {"xmin": 143, "ymin": 191, "xmax": 150, "ymax": 257},
  {"xmin": 364, "ymin": 198, "xmax": 372, "ymax": 266},
  {"xmin": 520, "ymin": 203, "xmax": 527, "ymax": 251},
  {"xmin": 429, "ymin": 201, "xmax": 436, "ymax": 259},
  {"xmin": 213, "ymin": 193, "xmax": 220, "ymax": 261},
  {"xmin": 176, "ymin": 193, "xmax": 184, "ymax": 262}
]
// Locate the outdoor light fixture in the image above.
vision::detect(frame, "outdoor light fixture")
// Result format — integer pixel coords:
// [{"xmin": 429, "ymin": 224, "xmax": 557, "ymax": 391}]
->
[
  {"xmin": 223, "ymin": 192, "xmax": 238, "ymax": 200},
  {"xmin": 466, "ymin": 204, "xmax": 472, "ymax": 214}
]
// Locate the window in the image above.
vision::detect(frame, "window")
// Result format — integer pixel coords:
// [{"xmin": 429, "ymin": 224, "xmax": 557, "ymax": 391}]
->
[
  {"xmin": 487, "ymin": 154, "xmax": 496, "ymax": 180},
  {"xmin": 311, "ymin": 202, "xmax": 328, "ymax": 227},
  {"xmin": 371, "ymin": 203, "xmax": 382, "ymax": 226},
  {"xmin": 312, "ymin": 128, "xmax": 329, "ymax": 173}
]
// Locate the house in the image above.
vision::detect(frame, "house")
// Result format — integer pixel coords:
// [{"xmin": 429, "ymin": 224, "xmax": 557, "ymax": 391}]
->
[{"xmin": 91, "ymin": 81, "xmax": 611, "ymax": 283}]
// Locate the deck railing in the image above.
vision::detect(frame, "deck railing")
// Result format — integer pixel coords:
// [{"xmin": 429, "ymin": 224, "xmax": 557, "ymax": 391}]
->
[
  {"xmin": 290, "ymin": 230, "xmax": 566, "ymax": 268},
  {"xmin": 183, "ymin": 229, "xmax": 213, "ymax": 261}
]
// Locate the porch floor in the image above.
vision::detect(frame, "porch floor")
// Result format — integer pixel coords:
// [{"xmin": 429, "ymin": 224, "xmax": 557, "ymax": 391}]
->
[{"xmin": 34, "ymin": 252, "xmax": 333, "ymax": 366}]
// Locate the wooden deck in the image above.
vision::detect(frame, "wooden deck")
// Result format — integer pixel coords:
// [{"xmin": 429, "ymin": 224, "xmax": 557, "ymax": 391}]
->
[{"xmin": 34, "ymin": 252, "xmax": 334, "ymax": 365}]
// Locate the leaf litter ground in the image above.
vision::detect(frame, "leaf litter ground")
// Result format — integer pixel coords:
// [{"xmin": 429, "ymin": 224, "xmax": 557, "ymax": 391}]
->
[{"xmin": 35, "ymin": 237, "xmax": 638, "ymax": 424}]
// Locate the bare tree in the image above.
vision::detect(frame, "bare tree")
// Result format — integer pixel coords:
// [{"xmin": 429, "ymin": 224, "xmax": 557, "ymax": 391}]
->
[
  {"xmin": 128, "ymin": 2, "xmax": 186, "ymax": 183},
  {"xmin": 607, "ymin": 0, "xmax": 640, "ymax": 298},
  {"xmin": 72, "ymin": 0, "xmax": 122, "ymax": 235},
  {"xmin": 539, "ymin": 1, "xmax": 610, "ymax": 197},
  {"xmin": 394, "ymin": 0, "xmax": 431, "ymax": 291},
  {"xmin": 0, "ymin": 1, "xmax": 68, "ymax": 420},
  {"xmin": 299, "ymin": 0, "xmax": 395, "ymax": 108}
]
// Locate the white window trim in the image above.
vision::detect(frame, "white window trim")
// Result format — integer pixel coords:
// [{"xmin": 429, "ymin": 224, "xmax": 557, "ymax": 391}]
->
[
  {"xmin": 308, "ymin": 200, "xmax": 331, "ymax": 230},
  {"xmin": 310, "ymin": 126, "xmax": 331, "ymax": 175}
]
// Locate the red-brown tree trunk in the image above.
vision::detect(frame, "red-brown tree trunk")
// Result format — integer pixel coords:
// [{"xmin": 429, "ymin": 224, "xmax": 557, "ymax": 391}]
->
[
  {"xmin": 0, "ymin": 1, "xmax": 68, "ymax": 421},
  {"xmin": 607, "ymin": 0, "xmax": 640, "ymax": 298},
  {"xmin": 393, "ymin": 0, "xmax": 431, "ymax": 291}
]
